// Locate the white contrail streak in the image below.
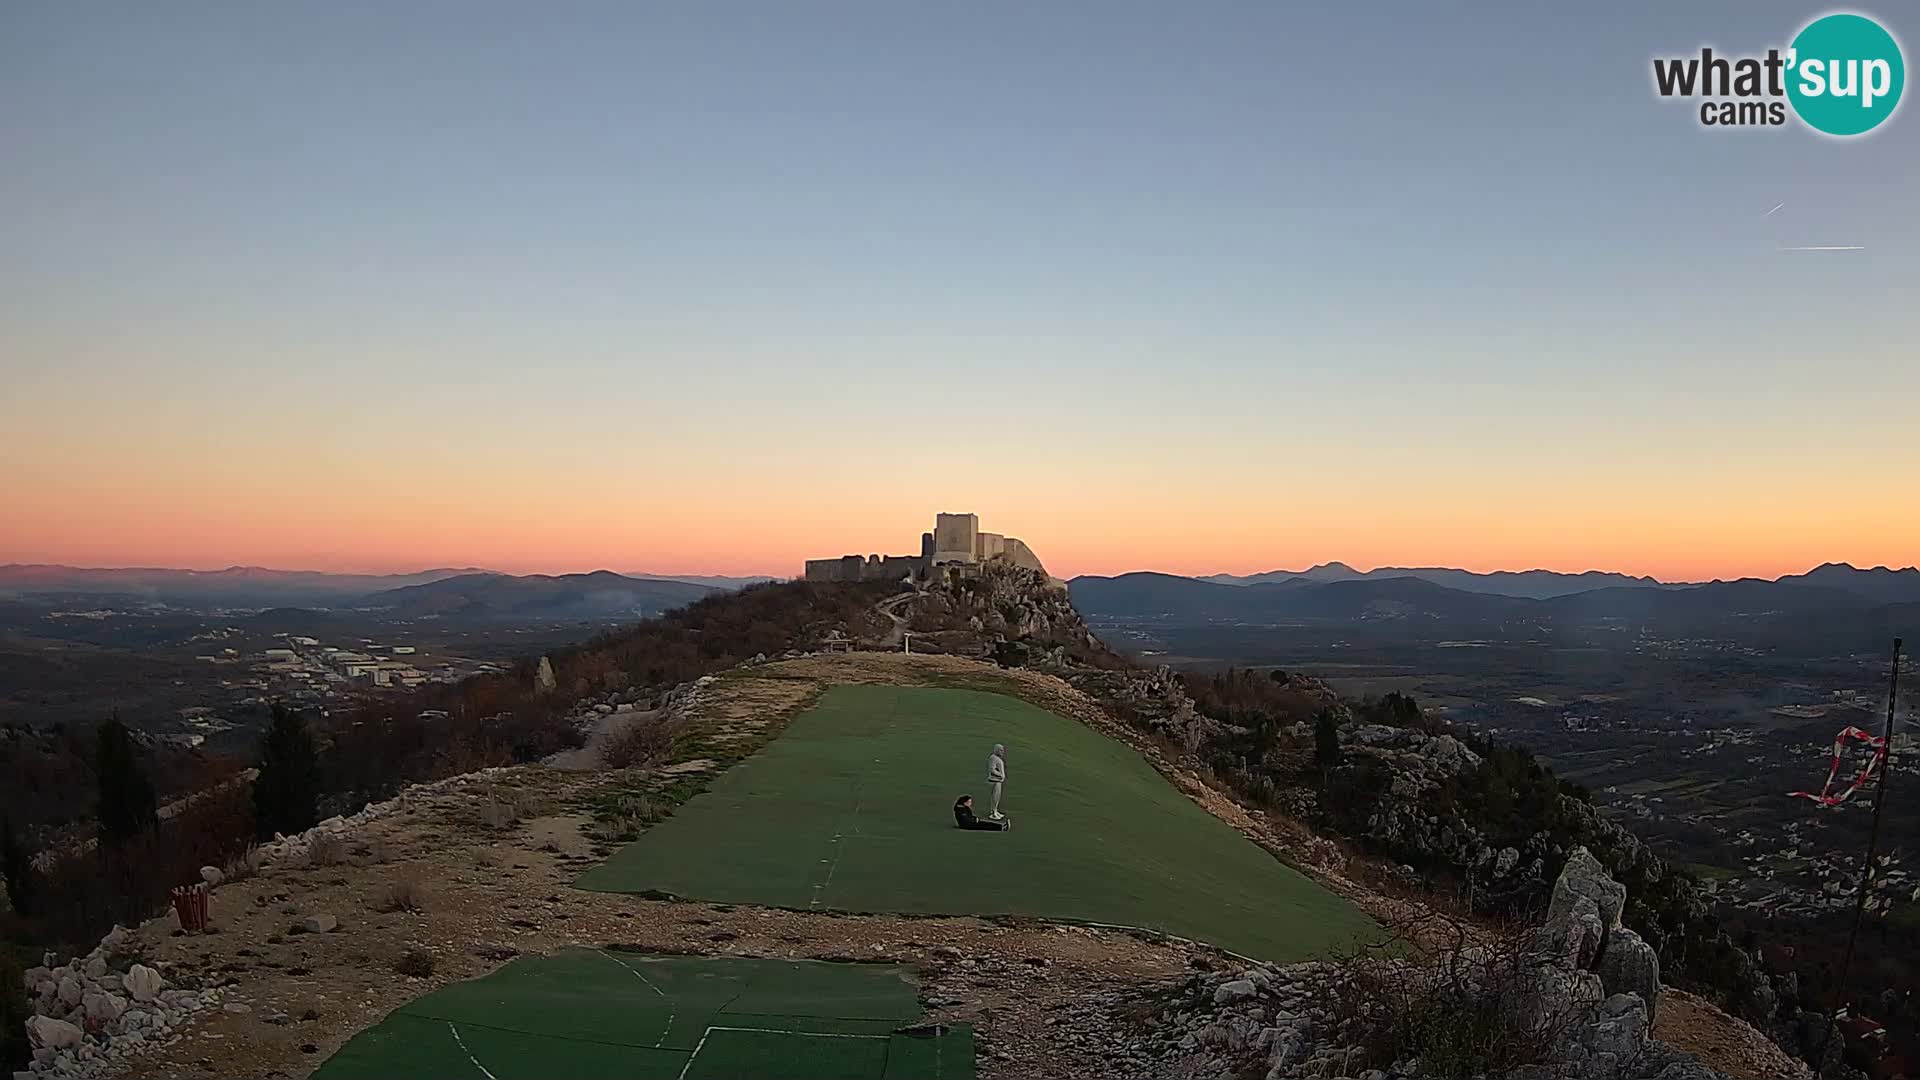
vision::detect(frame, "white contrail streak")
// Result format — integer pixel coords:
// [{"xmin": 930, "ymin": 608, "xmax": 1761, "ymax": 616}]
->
[
  {"xmin": 1764, "ymin": 201, "xmax": 1785, "ymax": 216},
  {"xmin": 1779, "ymin": 245, "xmax": 1864, "ymax": 251}
]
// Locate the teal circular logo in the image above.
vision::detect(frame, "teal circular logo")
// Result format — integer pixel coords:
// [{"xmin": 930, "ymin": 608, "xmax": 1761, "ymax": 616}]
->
[{"xmin": 1787, "ymin": 13, "xmax": 1905, "ymax": 135}]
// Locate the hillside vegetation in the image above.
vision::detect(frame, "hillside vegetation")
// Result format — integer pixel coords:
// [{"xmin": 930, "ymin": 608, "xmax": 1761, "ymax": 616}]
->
[{"xmin": 3, "ymin": 562, "xmax": 1880, "ymax": 1076}]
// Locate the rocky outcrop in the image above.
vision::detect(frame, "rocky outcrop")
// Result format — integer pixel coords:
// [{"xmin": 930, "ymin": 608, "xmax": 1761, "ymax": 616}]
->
[
  {"xmin": 20, "ymin": 925, "xmax": 228, "ymax": 1078},
  {"xmin": 906, "ymin": 560, "xmax": 1099, "ymax": 661},
  {"xmin": 1053, "ymin": 851, "xmax": 1723, "ymax": 1080},
  {"xmin": 1068, "ymin": 665, "xmax": 1221, "ymax": 751},
  {"xmin": 1548, "ymin": 848, "xmax": 1627, "ymax": 936}
]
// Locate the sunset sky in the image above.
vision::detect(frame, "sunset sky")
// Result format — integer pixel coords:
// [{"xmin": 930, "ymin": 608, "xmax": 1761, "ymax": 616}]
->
[{"xmin": 3, "ymin": 3, "xmax": 1916, "ymax": 582}]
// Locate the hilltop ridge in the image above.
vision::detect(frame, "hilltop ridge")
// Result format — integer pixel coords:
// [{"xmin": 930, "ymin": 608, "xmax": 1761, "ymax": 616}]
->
[{"xmin": 6, "ymin": 564, "xmax": 1855, "ymax": 1079}]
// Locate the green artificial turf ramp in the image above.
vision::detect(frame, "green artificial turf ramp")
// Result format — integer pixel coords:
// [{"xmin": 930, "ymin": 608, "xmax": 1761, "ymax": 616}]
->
[
  {"xmin": 312, "ymin": 950, "xmax": 972, "ymax": 1080},
  {"xmin": 577, "ymin": 684, "xmax": 1378, "ymax": 960}
]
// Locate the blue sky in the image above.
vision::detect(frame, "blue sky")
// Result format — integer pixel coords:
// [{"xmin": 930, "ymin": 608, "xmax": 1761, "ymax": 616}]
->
[{"xmin": 2, "ymin": 3, "xmax": 1914, "ymax": 578}]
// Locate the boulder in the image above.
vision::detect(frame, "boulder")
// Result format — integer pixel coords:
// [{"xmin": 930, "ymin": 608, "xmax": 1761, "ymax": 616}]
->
[
  {"xmin": 56, "ymin": 975, "xmax": 83, "ymax": 1007},
  {"xmin": 101, "ymin": 925, "xmax": 130, "ymax": 950},
  {"xmin": 1538, "ymin": 893, "xmax": 1604, "ymax": 970},
  {"xmin": 123, "ymin": 964, "xmax": 165, "ymax": 1002},
  {"xmin": 1584, "ymin": 993, "xmax": 1650, "ymax": 1059},
  {"xmin": 1420, "ymin": 734, "xmax": 1482, "ymax": 773},
  {"xmin": 1548, "ymin": 847, "xmax": 1626, "ymax": 932},
  {"xmin": 25, "ymin": 1016, "xmax": 82, "ymax": 1050},
  {"xmin": 200, "ymin": 864, "xmax": 225, "ymax": 887},
  {"xmin": 1494, "ymin": 846, "xmax": 1520, "ymax": 877},
  {"xmin": 1598, "ymin": 926, "xmax": 1662, "ymax": 1021},
  {"xmin": 83, "ymin": 955, "xmax": 107, "ymax": 979},
  {"xmin": 1212, "ymin": 978, "xmax": 1258, "ymax": 1005},
  {"xmin": 1523, "ymin": 967, "xmax": 1605, "ymax": 1031},
  {"xmin": 298, "ymin": 913, "xmax": 338, "ymax": 934},
  {"xmin": 81, "ymin": 990, "xmax": 125, "ymax": 1025}
]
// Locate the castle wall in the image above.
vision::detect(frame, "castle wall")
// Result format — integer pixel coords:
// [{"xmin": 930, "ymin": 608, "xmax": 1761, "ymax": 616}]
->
[
  {"xmin": 804, "ymin": 554, "xmax": 928, "ymax": 582},
  {"xmin": 803, "ymin": 513, "xmax": 1043, "ymax": 581},
  {"xmin": 1000, "ymin": 538, "xmax": 1046, "ymax": 574}
]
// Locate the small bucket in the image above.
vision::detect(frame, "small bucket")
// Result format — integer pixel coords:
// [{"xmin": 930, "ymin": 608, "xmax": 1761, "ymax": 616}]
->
[{"xmin": 170, "ymin": 882, "xmax": 210, "ymax": 932}]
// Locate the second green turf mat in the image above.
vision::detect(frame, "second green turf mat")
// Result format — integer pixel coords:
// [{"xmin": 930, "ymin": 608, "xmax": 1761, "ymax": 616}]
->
[{"xmin": 312, "ymin": 950, "xmax": 972, "ymax": 1080}]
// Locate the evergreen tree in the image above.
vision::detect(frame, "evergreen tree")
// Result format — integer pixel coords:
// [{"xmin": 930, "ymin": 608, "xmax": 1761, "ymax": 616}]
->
[
  {"xmin": 1313, "ymin": 706, "xmax": 1343, "ymax": 773},
  {"xmin": 94, "ymin": 716, "xmax": 158, "ymax": 847},
  {"xmin": 1, "ymin": 814, "xmax": 35, "ymax": 916},
  {"xmin": 1, "ymin": 947, "xmax": 30, "ymax": 1069},
  {"xmin": 253, "ymin": 703, "xmax": 321, "ymax": 840}
]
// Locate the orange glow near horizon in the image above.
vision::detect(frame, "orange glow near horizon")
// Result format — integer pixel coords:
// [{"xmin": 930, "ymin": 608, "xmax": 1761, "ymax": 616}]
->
[{"xmin": 5, "ymin": 464, "xmax": 1915, "ymax": 583}]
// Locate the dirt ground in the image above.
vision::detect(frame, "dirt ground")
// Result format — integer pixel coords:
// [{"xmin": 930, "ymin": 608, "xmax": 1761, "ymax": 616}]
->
[
  {"xmin": 110, "ymin": 769, "xmax": 1195, "ymax": 1080},
  {"xmin": 100, "ymin": 651, "xmax": 1796, "ymax": 1080}
]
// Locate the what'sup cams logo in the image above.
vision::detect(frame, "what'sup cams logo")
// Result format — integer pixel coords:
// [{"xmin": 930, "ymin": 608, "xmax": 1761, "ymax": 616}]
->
[{"xmin": 1653, "ymin": 11, "xmax": 1904, "ymax": 135}]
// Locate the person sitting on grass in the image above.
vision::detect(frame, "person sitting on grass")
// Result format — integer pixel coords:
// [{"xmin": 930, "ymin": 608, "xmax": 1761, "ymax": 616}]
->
[{"xmin": 953, "ymin": 794, "xmax": 1008, "ymax": 831}]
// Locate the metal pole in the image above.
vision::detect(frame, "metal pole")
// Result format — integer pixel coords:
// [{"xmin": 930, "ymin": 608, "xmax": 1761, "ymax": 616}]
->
[{"xmin": 1827, "ymin": 637, "xmax": 1902, "ymax": 1071}]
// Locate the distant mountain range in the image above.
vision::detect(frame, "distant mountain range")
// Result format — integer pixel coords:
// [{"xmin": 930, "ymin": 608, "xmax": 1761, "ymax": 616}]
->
[
  {"xmin": 363, "ymin": 571, "xmax": 716, "ymax": 620},
  {"xmin": 0, "ymin": 564, "xmax": 773, "ymax": 612},
  {"xmin": 627, "ymin": 573, "xmax": 778, "ymax": 590},
  {"xmin": 1201, "ymin": 561, "xmax": 1675, "ymax": 599},
  {"xmin": 1072, "ymin": 562, "xmax": 1920, "ymax": 642},
  {"xmin": 0, "ymin": 565, "xmax": 487, "ymax": 607}
]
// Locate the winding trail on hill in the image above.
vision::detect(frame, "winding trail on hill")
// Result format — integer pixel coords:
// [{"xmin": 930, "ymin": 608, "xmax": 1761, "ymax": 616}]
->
[{"xmin": 874, "ymin": 589, "xmax": 918, "ymax": 647}]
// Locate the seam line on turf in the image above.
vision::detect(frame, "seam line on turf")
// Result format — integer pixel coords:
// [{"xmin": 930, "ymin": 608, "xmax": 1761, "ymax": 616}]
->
[
  {"xmin": 809, "ymin": 691, "xmax": 895, "ymax": 910},
  {"xmin": 678, "ymin": 1024, "xmax": 896, "ymax": 1080},
  {"xmin": 596, "ymin": 948, "xmax": 676, "ymax": 1048},
  {"xmin": 401, "ymin": 1012, "xmax": 695, "ymax": 1052},
  {"xmin": 446, "ymin": 1021, "xmax": 500, "ymax": 1080}
]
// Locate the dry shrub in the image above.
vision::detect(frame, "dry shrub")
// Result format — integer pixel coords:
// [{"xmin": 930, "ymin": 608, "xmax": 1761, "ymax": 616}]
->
[
  {"xmin": 478, "ymin": 799, "xmax": 517, "ymax": 830},
  {"xmin": 588, "ymin": 794, "xmax": 662, "ymax": 844},
  {"xmin": 1321, "ymin": 917, "xmax": 1583, "ymax": 1080},
  {"xmin": 222, "ymin": 845, "xmax": 263, "ymax": 884},
  {"xmin": 511, "ymin": 790, "xmax": 553, "ymax": 819},
  {"xmin": 603, "ymin": 717, "xmax": 680, "ymax": 770},
  {"xmin": 377, "ymin": 878, "xmax": 426, "ymax": 914},
  {"xmin": 394, "ymin": 946, "xmax": 435, "ymax": 978},
  {"xmin": 306, "ymin": 833, "xmax": 346, "ymax": 867}
]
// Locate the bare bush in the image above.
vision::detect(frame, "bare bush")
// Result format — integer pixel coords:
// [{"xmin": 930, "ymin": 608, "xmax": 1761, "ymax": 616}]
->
[
  {"xmin": 587, "ymin": 794, "xmax": 662, "ymax": 844},
  {"xmin": 376, "ymin": 878, "xmax": 426, "ymax": 914},
  {"xmin": 394, "ymin": 946, "xmax": 435, "ymax": 978},
  {"xmin": 222, "ymin": 845, "xmax": 263, "ymax": 884},
  {"xmin": 306, "ymin": 833, "xmax": 346, "ymax": 867},
  {"xmin": 1320, "ymin": 918, "xmax": 1583, "ymax": 1080},
  {"xmin": 511, "ymin": 790, "xmax": 553, "ymax": 819},
  {"xmin": 478, "ymin": 799, "xmax": 517, "ymax": 830},
  {"xmin": 603, "ymin": 718, "xmax": 679, "ymax": 770}
]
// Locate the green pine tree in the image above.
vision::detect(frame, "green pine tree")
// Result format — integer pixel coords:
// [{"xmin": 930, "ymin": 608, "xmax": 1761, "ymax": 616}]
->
[
  {"xmin": 0, "ymin": 947, "xmax": 30, "ymax": 1069},
  {"xmin": 94, "ymin": 716, "xmax": 159, "ymax": 847},
  {"xmin": 1313, "ymin": 706, "xmax": 1343, "ymax": 773},
  {"xmin": 0, "ymin": 814, "xmax": 34, "ymax": 916},
  {"xmin": 253, "ymin": 703, "xmax": 321, "ymax": 840}
]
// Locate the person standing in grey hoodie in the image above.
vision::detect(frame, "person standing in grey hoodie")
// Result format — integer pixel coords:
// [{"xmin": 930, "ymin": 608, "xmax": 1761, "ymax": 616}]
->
[{"xmin": 986, "ymin": 743, "xmax": 1008, "ymax": 819}]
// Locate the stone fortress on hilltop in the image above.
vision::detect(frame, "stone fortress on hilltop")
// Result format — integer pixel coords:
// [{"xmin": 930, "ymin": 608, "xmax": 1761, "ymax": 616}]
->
[{"xmin": 804, "ymin": 512, "xmax": 1047, "ymax": 583}]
